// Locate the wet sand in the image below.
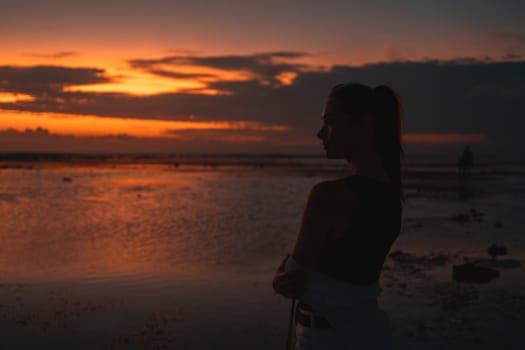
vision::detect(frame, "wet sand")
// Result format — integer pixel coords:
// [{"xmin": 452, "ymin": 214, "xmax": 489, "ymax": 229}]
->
[{"xmin": 1, "ymin": 245, "xmax": 524, "ymax": 349}]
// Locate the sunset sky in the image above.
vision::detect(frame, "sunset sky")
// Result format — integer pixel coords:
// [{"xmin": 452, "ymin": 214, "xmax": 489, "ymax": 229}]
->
[{"xmin": 2, "ymin": 0, "xmax": 525, "ymax": 158}]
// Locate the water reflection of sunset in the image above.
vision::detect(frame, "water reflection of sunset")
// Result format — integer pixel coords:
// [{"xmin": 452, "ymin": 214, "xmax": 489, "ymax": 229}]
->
[
  {"xmin": 1, "ymin": 164, "xmax": 323, "ymax": 282},
  {"xmin": 0, "ymin": 169, "xmax": 210, "ymax": 282}
]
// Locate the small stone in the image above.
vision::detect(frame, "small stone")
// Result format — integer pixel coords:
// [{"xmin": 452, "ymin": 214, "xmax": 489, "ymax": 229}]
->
[
  {"xmin": 452, "ymin": 262, "xmax": 500, "ymax": 283},
  {"xmin": 450, "ymin": 214, "xmax": 470, "ymax": 222},
  {"xmin": 487, "ymin": 243, "xmax": 507, "ymax": 259}
]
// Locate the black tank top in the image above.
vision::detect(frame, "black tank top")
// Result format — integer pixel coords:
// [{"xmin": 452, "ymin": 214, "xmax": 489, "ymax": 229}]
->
[{"xmin": 317, "ymin": 174, "xmax": 402, "ymax": 285}]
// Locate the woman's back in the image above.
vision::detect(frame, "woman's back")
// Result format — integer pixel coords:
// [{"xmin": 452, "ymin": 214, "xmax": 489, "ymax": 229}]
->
[{"xmin": 317, "ymin": 174, "xmax": 402, "ymax": 285}]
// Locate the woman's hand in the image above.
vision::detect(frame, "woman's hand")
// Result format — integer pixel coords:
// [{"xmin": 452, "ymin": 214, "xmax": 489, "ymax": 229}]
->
[{"xmin": 272, "ymin": 269, "xmax": 309, "ymax": 299}]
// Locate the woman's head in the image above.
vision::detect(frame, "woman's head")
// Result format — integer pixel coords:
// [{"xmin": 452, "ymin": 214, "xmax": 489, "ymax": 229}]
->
[{"xmin": 317, "ymin": 82, "xmax": 405, "ymax": 201}]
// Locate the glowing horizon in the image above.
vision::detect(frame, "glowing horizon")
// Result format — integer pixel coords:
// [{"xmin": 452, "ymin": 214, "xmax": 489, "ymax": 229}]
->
[
  {"xmin": 0, "ymin": 109, "xmax": 486, "ymax": 146},
  {"xmin": 402, "ymin": 133, "xmax": 487, "ymax": 144},
  {"xmin": 0, "ymin": 110, "xmax": 289, "ymax": 139}
]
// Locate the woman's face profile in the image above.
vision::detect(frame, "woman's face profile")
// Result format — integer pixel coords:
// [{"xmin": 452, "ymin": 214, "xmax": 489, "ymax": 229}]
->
[{"xmin": 317, "ymin": 97, "xmax": 354, "ymax": 159}]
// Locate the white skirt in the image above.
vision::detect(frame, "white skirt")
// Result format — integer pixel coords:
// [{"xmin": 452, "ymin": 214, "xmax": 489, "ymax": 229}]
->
[
  {"xmin": 285, "ymin": 255, "xmax": 393, "ymax": 350},
  {"xmin": 294, "ymin": 308, "xmax": 392, "ymax": 350}
]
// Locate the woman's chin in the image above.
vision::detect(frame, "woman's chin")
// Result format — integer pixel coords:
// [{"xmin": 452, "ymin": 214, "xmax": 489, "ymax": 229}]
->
[
  {"xmin": 325, "ymin": 151, "xmax": 337, "ymax": 159},
  {"xmin": 324, "ymin": 150, "xmax": 343, "ymax": 159}
]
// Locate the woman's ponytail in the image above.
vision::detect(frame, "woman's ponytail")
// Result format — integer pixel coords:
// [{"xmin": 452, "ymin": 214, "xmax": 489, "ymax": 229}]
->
[
  {"xmin": 372, "ymin": 85, "xmax": 405, "ymax": 203},
  {"xmin": 329, "ymin": 83, "xmax": 406, "ymax": 203}
]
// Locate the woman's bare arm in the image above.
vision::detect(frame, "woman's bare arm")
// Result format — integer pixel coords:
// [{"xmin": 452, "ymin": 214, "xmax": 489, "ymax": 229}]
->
[
  {"xmin": 292, "ymin": 182, "xmax": 334, "ymax": 270},
  {"xmin": 272, "ymin": 182, "xmax": 334, "ymax": 298}
]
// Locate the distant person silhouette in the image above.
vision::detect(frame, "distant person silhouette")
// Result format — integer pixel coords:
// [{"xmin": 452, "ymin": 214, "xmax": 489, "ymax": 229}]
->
[
  {"xmin": 458, "ymin": 145, "xmax": 474, "ymax": 199},
  {"xmin": 458, "ymin": 145, "xmax": 473, "ymax": 176},
  {"xmin": 272, "ymin": 83, "xmax": 405, "ymax": 349}
]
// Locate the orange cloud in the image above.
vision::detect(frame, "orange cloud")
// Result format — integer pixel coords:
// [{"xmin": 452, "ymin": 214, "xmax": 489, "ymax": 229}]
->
[
  {"xmin": 213, "ymin": 135, "xmax": 266, "ymax": 142},
  {"xmin": 0, "ymin": 92, "xmax": 36, "ymax": 103},
  {"xmin": 275, "ymin": 71, "xmax": 298, "ymax": 86},
  {"xmin": 62, "ymin": 68, "xmax": 206, "ymax": 95},
  {"xmin": 0, "ymin": 110, "xmax": 288, "ymax": 138}
]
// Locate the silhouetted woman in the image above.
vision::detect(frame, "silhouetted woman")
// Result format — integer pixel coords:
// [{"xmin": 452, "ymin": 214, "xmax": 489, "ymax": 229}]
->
[{"xmin": 272, "ymin": 83, "xmax": 405, "ymax": 349}]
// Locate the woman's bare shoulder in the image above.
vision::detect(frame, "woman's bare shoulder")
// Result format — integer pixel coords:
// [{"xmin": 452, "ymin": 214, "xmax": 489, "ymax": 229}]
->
[
  {"xmin": 312, "ymin": 178, "xmax": 354, "ymax": 191},
  {"xmin": 311, "ymin": 178, "xmax": 356, "ymax": 204}
]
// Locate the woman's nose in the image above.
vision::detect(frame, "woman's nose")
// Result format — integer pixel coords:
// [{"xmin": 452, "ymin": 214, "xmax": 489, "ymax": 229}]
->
[{"xmin": 317, "ymin": 126, "xmax": 325, "ymax": 140}]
